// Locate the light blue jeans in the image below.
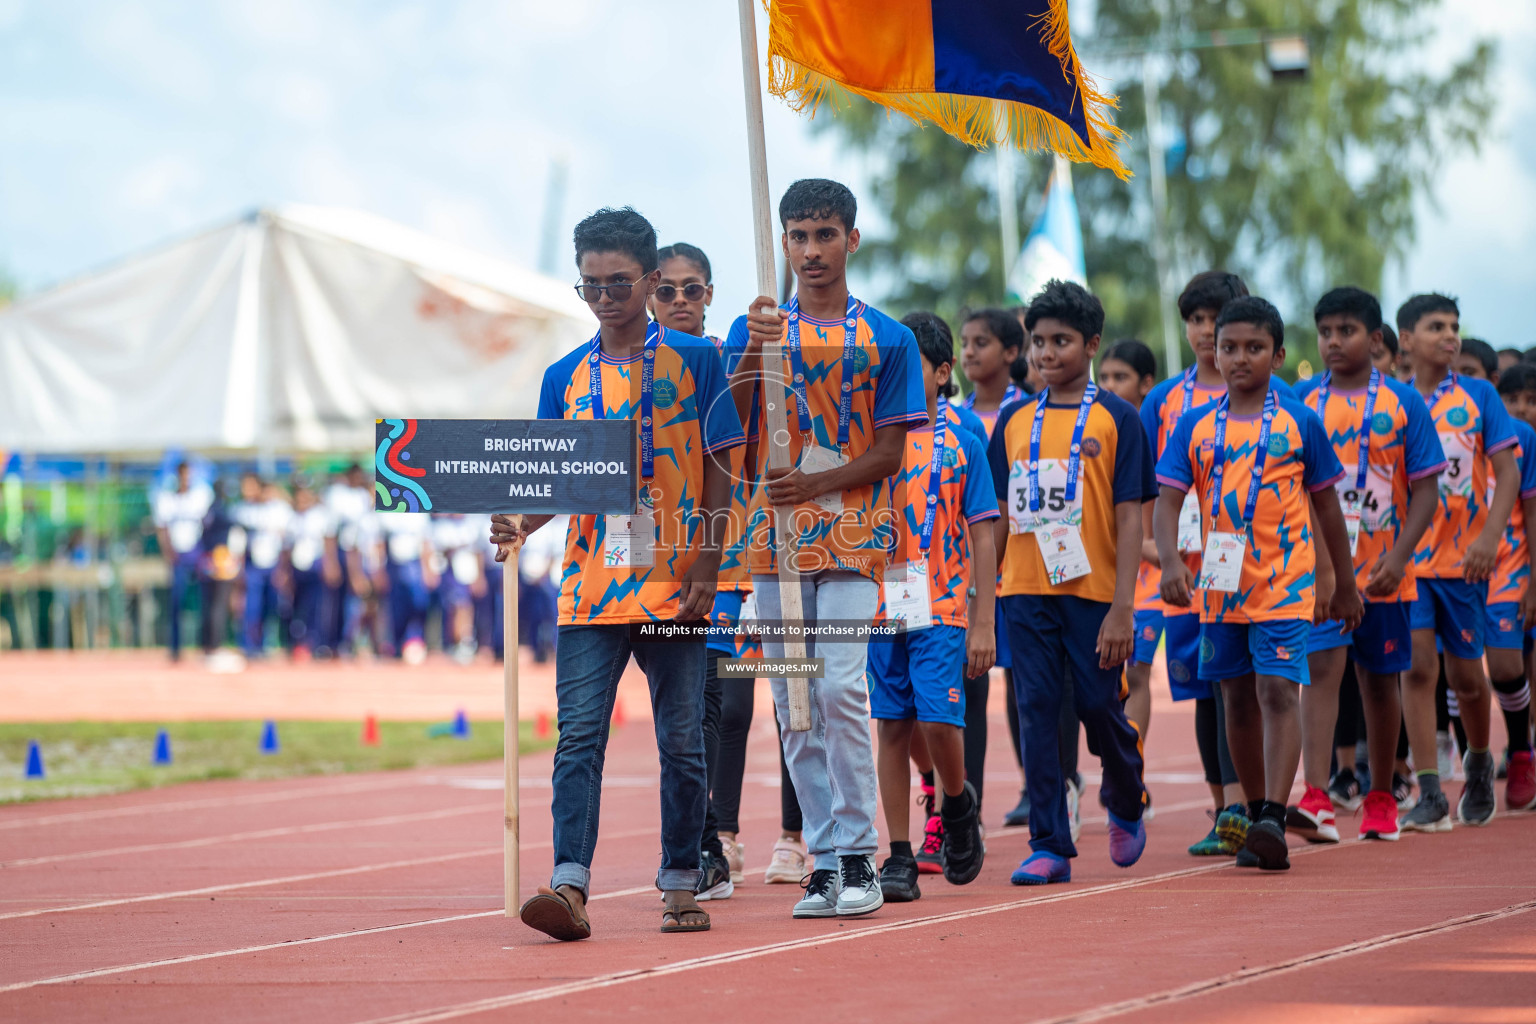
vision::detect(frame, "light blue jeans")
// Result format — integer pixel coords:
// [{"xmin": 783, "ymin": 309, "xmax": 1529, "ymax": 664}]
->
[{"xmin": 751, "ymin": 571, "xmax": 880, "ymax": 870}]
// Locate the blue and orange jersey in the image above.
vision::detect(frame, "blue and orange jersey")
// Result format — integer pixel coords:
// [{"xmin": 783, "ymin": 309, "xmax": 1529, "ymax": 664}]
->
[
  {"xmin": 1140, "ymin": 373, "xmax": 1295, "ymax": 616},
  {"xmin": 1156, "ymin": 390, "xmax": 1343, "ymax": 624},
  {"xmin": 988, "ymin": 389, "xmax": 1156, "ymax": 603},
  {"xmin": 950, "ymin": 400, "xmax": 990, "ymax": 446},
  {"xmin": 964, "ymin": 384, "xmax": 1025, "ymax": 438},
  {"xmin": 1294, "ymin": 373, "xmax": 1446, "ymax": 603},
  {"xmin": 1489, "ymin": 419, "xmax": 1536, "ymax": 604},
  {"xmin": 537, "ymin": 326, "xmax": 744, "ymax": 624},
  {"xmin": 710, "ymin": 334, "xmax": 757, "ymax": 595},
  {"xmin": 1410, "ymin": 373, "xmax": 1519, "ymax": 579},
  {"xmin": 875, "ymin": 404, "xmax": 1000, "ymax": 628},
  {"xmin": 727, "ymin": 299, "xmax": 928, "ymax": 584}
]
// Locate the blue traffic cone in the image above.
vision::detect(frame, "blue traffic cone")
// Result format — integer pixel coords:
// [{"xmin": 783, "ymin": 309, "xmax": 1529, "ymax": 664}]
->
[
  {"xmin": 153, "ymin": 729, "xmax": 173, "ymax": 766},
  {"xmin": 452, "ymin": 709, "xmax": 470, "ymax": 739},
  {"xmin": 24, "ymin": 740, "xmax": 44, "ymax": 779},
  {"xmin": 260, "ymin": 720, "xmax": 280, "ymax": 755}
]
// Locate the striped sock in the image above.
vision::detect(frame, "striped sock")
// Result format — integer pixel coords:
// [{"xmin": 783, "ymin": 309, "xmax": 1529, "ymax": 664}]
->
[{"xmin": 1492, "ymin": 677, "xmax": 1534, "ymax": 753}]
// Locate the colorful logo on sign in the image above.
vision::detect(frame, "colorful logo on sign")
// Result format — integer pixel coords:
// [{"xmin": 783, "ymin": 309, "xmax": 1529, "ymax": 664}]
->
[{"xmin": 376, "ymin": 418, "xmax": 433, "ymax": 512}]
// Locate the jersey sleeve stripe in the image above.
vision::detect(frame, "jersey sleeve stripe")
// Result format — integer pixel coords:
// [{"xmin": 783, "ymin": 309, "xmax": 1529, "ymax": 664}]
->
[
  {"xmin": 1407, "ymin": 460, "xmax": 1449, "ymax": 481},
  {"xmin": 1308, "ymin": 469, "xmax": 1346, "ymax": 493}
]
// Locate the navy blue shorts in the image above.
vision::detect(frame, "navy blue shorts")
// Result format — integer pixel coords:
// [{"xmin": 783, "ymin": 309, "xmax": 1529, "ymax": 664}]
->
[
  {"xmin": 1164, "ymin": 612, "xmax": 1208, "ymax": 701},
  {"xmin": 1409, "ymin": 578, "xmax": 1487, "ymax": 660},
  {"xmin": 868, "ymin": 624, "xmax": 968, "ymax": 726},
  {"xmin": 1308, "ymin": 602, "xmax": 1412, "ymax": 674},
  {"xmin": 1199, "ymin": 619, "xmax": 1312, "ymax": 685}
]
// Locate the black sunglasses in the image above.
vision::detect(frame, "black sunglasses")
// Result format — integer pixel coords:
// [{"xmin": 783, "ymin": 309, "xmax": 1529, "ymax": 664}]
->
[
  {"xmin": 574, "ymin": 280, "xmax": 645, "ymax": 302},
  {"xmin": 654, "ymin": 283, "xmax": 708, "ymax": 303}
]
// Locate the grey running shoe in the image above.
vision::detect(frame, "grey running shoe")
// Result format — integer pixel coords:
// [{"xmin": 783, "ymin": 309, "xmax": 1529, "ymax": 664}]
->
[
  {"xmin": 1400, "ymin": 790, "xmax": 1453, "ymax": 833},
  {"xmin": 792, "ymin": 868, "xmax": 839, "ymax": 918},
  {"xmin": 835, "ymin": 854, "xmax": 883, "ymax": 917},
  {"xmin": 1458, "ymin": 752, "xmax": 1497, "ymax": 827}
]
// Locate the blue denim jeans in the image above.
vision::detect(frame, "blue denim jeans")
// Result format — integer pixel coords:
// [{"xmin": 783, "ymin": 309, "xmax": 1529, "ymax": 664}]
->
[
  {"xmin": 168, "ymin": 553, "xmax": 200, "ymax": 657},
  {"xmin": 751, "ymin": 571, "xmax": 880, "ymax": 870},
  {"xmin": 549, "ymin": 625, "xmax": 706, "ymax": 896}
]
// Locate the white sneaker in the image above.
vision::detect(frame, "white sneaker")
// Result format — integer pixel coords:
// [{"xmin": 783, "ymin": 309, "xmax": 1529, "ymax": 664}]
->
[
  {"xmin": 1067, "ymin": 777, "xmax": 1083, "ymax": 843},
  {"xmin": 1437, "ymin": 731, "xmax": 1459, "ymax": 780},
  {"xmin": 764, "ymin": 836, "xmax": 807, "ymax": 884},
  {"xmin": 834, "ymin": 854, "xmax": 883, "ymax": 917},
  {"xmin": 792, "ymin": 867, "xmax": 839, "ymax": 918}
]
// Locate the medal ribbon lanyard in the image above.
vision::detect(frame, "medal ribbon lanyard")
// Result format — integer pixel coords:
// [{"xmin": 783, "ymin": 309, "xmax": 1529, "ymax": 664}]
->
[
  {"xmin": 1178, "ymin": 366, "xmax": 1200, "ymax": 415},
  {"xmin": 1209, "ymin": 389, "xmax": 1277, "ymax": 533},
  {"xmin": 916, "ymin": 413, "xmax": 948, "ymax": 557},
  {"xmin": 1027, "ymin": 384, "xmax": 1098, "ymax": 513},
  {"xmin": 787, "ymin": 295, "xmax": 859, "ymax": 450},
  {"xmin": 1318, "ymin": 368, "xmax": 1379, "ymax": 491},
  {"xmin": 588, "ymin": 320, "xmax": 660, "ymax": 480},
  {"xmin": 1410, "ymin": 372, "xmax": 1457, "ymax": 412},
  {"xmin": 964, "ymin": 382, "xmax": 1022, "ymax": 410}
]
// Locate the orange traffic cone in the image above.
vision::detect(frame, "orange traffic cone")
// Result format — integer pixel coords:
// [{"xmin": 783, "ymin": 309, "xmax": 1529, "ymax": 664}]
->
[{"xmin": 362, "ymin": 714, "xmax": 381, "ymax": 747}]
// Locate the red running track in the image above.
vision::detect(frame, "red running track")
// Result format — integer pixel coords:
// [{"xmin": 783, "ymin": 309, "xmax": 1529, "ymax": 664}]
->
[{"xmin": 2, "ymin": 696, "xmax": 1534, "ymax": 1023}]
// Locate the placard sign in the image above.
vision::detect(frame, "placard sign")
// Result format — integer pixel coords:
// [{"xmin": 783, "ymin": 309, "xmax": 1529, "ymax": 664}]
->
[{"xmin": 374, "ymin": 418, "xmax": 638, "ymax": 515}]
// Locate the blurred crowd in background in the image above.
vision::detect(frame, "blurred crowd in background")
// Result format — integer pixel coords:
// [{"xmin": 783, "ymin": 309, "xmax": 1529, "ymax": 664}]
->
[{"xmin": 0, "ymin": 454, "xmax": 565, "ymax": 667}]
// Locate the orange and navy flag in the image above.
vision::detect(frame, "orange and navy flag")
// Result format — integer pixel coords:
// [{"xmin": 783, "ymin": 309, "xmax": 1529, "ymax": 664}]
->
[{"xmin": 765, "ymin": 0, "xmax": 1128, "ymax": 179}]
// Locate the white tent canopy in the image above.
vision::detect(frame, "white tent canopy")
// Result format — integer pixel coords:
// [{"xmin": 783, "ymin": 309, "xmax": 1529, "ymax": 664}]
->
[{"xmin": 0, "ymin": 205, "xmax": 593, "ymax": 454}]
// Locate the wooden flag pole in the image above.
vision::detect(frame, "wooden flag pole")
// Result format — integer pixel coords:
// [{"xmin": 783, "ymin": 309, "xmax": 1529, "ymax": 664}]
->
[
  {"xmin": 737, "ymin": 0, "xmax": 811, "ymax": 731},
  {"xmin": 500, "ymin": 515, "xmax": 525, "ymax": 916}
]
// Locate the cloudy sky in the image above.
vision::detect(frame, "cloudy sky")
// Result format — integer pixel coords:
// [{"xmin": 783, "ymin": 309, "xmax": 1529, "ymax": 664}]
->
[{"xmin": 1, "ymin": 1, "xmax": 1532, "ymax": 344}]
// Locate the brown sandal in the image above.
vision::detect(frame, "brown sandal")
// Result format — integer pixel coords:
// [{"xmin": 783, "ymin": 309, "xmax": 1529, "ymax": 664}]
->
[
  {"xmin": 660, "ymin": 890, "xmax": 710, "ymax": 933},
  {"xmin": 520, "ymin": 885, "xmax": 591, "ymax": 941}
]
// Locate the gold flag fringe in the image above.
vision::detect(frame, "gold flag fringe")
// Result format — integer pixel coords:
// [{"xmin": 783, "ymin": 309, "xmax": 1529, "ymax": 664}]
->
[{"xmin": 765, "ymin": 0, "xmax": 1130, "ymax": 181}]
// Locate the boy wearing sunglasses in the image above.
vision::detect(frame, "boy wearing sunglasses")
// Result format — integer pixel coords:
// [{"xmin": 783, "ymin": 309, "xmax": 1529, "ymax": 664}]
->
[{"xmin": 492, "ymin": 208, "xmax": 743, "ymax": 940}]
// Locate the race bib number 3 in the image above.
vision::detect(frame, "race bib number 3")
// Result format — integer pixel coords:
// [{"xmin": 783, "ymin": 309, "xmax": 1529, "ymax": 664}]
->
[
  {"xmin": 1008, "ymin": 459, "xmax": 1083, "ymax": 534},
  {"xmin": 1197, "ymin": 531, "xmax": 1245, "ymax": 593},
  {"xmin": 1438, "ymin": 431, "xmax": 1475, "ymax": 500},
  {"xmin": 882, "ymin": 560, "xmax": 933, "ymax": 631}
]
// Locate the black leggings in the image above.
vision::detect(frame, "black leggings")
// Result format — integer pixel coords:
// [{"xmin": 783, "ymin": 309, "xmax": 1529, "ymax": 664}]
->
[
  {"xmin": 1195, "ymin": 688, "xmax": 1239, "ymax": 789},
  {"xmin": 1005, "ymin": 667, "xmax": 1081, "ymax": 783},
  {"xmin": 963, "ymin": 671, "xmax": 989, "ymax": 809},
  {"xmin": 704, "ymin": 650, "xmax": 803, "ymax": 843}
]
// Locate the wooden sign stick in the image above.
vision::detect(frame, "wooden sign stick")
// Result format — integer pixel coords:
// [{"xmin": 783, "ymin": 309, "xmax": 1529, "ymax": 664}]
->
[
  {"xmin": 500, "ymin": 514, "xmax": 525, "ymax": 916},
  {"xmin": 737, "ymin": 0, "xmax": 811, "ymax": 731}
]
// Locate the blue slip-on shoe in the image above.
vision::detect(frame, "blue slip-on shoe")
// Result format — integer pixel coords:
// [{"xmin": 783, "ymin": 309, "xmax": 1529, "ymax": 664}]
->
[
  {"xmin": 1106, "ymin": 810, "xmax": 1147, "ymax": 868},
  {"xmin": 1010, "ymin": 851, "xmax": 1071, "ymax": 886}
]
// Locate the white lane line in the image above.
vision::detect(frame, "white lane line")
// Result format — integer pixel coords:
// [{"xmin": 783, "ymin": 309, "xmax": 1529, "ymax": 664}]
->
[
  {"xmin": 2, "ymin": 803, "xmax": 500, "ymax": 868},
  {"xmin": 0, "ymin": 885, "xmax": 656, "ymax": 995},
  {"xmin": 0, "ymin": 818, "xmax": 721, "ymax": 922},
  {"xmin": 0, "ymin": 776, "xmax": 445, "ymax": 831},
  {"xmin": 1035, "ymin": 899, "xmax": 1536, "ymax": 1024},
  {"xmin": 338, "ymin": 835, "xmax": 1402, "ymax": 1024},
  {"xmin": 345, "ymin": 863, "xmax": 1248, "ymax": 1024}
]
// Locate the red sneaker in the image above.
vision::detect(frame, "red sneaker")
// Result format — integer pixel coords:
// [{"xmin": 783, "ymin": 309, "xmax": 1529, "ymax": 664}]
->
[
  {"xmin": 1360, "ymin": 790, "xmax": 1400, "ymax": 841},
  {"xmin": 1506, "ymin": 750, "xmax": 1536, "ymax": 811},
  {"xmin": 915, "ymin": 814, "xmax": 944, "ymax": 874},
  {"xmin": 1285, "ymin": 785, "xmax": 1339, "ymax": 843}
]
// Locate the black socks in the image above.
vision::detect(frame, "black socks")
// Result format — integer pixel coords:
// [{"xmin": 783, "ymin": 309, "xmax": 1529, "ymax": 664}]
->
[
  {"xmin": 941, "ymin": 784, "xmax": 975, "ymax": 821},
  {"xmin": 1492, "ymin": 677, "xmax": 1534, "ymax": 753},
  {"xmin": 889, "ymin": 840, "xmax": 914, "ymax": 860}
]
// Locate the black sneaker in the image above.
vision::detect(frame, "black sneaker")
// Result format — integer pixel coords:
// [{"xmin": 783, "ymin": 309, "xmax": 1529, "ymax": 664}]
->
[
  {"xmin": 1234, "ymin": 847, "xmax": 1260, "ymax": 868},
  {"xmin": 695, "ymin": 850, "xmax": 734, "ymax": 901},
  {"xmin": 1391, "ymin": 772, "xmax": 1414, "ymax": 810},
  {"xmin": 1328, "ymin": 767, "xmax": 1363, "ymax": 812},
  {"xmin": 1002, "ymin": 788, "xmax": 1031, "ymax": 827},
  {"xmin": 940, "ymin": 781, "xmax": 985, "ymax": 885},
  {"xmin": 878, "ymin": 853, "xmax": 921, "ymax": 902},
  {"xmin": 1244, "ymin": 818, "xmax": 1290, "ymax": 871},
  {"xmin": 1458, "ymin": 751, "xmax": 1497, "ymax": 827}
]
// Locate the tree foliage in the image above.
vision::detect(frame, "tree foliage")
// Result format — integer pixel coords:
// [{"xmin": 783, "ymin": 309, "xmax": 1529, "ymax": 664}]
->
[{"xmin": 814, "ymin": 0, "xmax": 1495, "ymax": 374}]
